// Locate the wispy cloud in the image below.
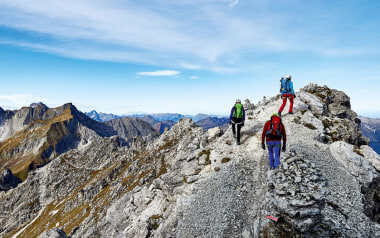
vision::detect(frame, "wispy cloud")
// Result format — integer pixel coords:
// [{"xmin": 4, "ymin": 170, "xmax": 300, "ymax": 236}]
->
[
  {"xmin": 190, "ymin": 76, "xmax": 199, "ymax": 79},
  {"xmin": 178, "ymin": 61, "xmax": 203, "ymax": 70},
  {"xmin": 0, "ymin": 0, "xmax": 288, "ymax": 71},
  {"xmin": 228, "ymin": 0, "xmax": 239, "ymax": 7},
  {"xmin": 137, "ymin": 70, "xmax": 180, "ymax": 76},
  {"xmin": 0, "ymin": 0, "xmax": 376, "ymax": 73}
]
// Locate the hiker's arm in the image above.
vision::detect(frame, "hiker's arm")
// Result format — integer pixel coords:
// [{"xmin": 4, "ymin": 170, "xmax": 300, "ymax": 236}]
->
[
  {"xmin": 290, "ymin": 81, "xmax": 295, "ymax": 95},
  {"xmin": 282, "ymin": 125, "xmax": 287, "ymax": 147},
  {"xmin": 262, "ymin": 122, "xmax": 268, "ymax": 144},
  {"xmin": 243, "ymin": 107, "xmax": 246, "ymax": 122},
  {"xmin": 229, "ymin": 107, "xmax": 234, "ymax": 122}
]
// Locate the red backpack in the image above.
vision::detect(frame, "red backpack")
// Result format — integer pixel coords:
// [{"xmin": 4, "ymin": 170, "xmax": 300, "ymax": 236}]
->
[{"xmin": 265, "ymin": 116, "xmax": 283, "ymax": 139}]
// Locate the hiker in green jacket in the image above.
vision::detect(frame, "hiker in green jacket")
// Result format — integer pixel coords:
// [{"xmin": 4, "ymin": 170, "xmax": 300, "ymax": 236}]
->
[{"xmin": 229, "ymin": 99, "xmax": 245, "ymax": 145}]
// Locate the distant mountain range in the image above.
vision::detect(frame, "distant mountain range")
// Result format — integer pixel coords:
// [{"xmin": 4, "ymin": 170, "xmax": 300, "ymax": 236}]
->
[
  {"xmin": 195, "ymin": 117, "xmax": 229, "ymax": 130},
  {"xmin": 360, "ymin": 116, "xmax": 380, "ymax": 154},
  {"xmin": 0, "ymin": 103, "xmax": 158, "ymax": 181},
  {"xmin": 86, "ymin": 110, "xmax": 229, "ymax": 133},
  {"xmin": 85, "ymin": 110, "xmax": 122, "ymax": 122}
]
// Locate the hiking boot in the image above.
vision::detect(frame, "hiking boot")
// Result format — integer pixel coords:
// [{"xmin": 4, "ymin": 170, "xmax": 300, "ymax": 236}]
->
[
  {"xmin": 289, "ymin": 112, "xmax": 294, "ymax": 114},
  {"xmin": 233, "ymin": 133, "xmax": 236, "ymax": 138},
  {"xmin": 270, "ymin": 167, "xmax": 275, "ymax": 170},
  {"xmin": 237, "ymin": 141, "xmax": 240, "ymax": 145}
]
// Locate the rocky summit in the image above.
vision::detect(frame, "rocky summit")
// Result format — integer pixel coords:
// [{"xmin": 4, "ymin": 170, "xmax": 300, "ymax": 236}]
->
[{"xmin": 1, "ymin": 83, "xmax": 380, "ymax": 237}]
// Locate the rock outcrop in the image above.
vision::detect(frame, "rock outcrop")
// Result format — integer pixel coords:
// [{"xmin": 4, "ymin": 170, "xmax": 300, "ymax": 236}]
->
[
  {"xmin": 300, "ymin": 83, "xmax": 369, "ymax": 146},
  {"xmin": 265, "ymin": 153, "xmax": 328, "ymax": 236},
  {"xmin": 1, "ymin": 83, "xmax": 380, "ymax": 237},
  {"xmin": 0, "ymin": 168, "xmax": 22, "ymax": 191}
]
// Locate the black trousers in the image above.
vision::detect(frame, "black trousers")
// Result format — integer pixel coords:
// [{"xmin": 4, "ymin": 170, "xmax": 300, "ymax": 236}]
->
[{"xmin": 231, "ymin": 117, "xmax": 243, "ymax": 143}]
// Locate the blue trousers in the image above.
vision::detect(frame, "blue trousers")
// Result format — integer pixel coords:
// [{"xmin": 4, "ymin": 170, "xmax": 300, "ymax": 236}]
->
[{"xmin": 267, "ymin": 141, "xmax": 281, "ymax": 168}]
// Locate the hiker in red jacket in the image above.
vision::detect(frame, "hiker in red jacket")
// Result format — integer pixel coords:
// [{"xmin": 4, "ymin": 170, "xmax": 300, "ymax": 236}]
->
[{"xmin": 262, "ymin": 113, "xmax": 286, "ymax": 169}]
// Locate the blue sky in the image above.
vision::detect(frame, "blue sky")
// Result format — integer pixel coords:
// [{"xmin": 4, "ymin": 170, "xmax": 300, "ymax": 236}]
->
[{"xmin": 0, "ymin": 0, "xmax": 380, "ymax": 117}]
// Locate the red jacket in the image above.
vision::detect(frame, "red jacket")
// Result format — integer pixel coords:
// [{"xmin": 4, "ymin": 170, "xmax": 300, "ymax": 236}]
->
[{"xmin": 262, "ymin": 120, "xmax": 286, "ymax": 145}]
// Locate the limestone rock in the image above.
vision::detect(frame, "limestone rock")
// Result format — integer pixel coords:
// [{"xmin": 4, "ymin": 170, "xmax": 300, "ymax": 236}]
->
[
  {"xmin": 360, "ymin": 145, "xmax": 380, "ymax": 171},
  {"xmin": 207, "ymin": 126, "xmax": 222, "ymax": 141}
]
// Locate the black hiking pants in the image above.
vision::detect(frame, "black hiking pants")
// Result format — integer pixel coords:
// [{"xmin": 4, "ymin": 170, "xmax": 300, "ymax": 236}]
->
[{"xmin": 231, "ymin": 117, "xmax": 243, "ymax": 143}]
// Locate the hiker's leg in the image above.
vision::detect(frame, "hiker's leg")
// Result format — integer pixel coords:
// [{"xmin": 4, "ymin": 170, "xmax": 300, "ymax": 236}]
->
[
  {"xmin": 279, "ymin": 97, "xmax": 287, "ymax": 113},
  {"xmin": 289, "ymin": 95, "xmax": 294, "ymax": 113},
  {"xmin": 274, "ymin": 142, "xmax": 282, "ymax": 168},
  {"xmin": 231, "ymin": 122, "xmax": 236, "ymax": 136},
  {"xmin": 267, "ymin": 142, "xmax": 275, "ymax": 168},
  {"xmin": 237, "ymin": 124, "xmax": 242, "ymax": 143}
]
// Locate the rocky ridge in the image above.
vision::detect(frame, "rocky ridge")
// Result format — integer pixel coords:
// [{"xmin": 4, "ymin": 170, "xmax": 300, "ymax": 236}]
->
[
  {"xmin": 265, "ymin": 153, "xmax": 328, "ymax": 236},
  {"xmin": 1, "ymin": 83, "xmax": 380, "ymax": 237},
  {"xmin": 0, "ymin": 103, "xmax": 158, "ymax": 182}
]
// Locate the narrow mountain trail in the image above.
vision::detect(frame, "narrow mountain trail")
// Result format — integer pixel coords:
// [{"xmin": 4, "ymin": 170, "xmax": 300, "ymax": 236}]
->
[{"xmin": 176, "ymin": 118, "xmax": 270, "ymax": 237}]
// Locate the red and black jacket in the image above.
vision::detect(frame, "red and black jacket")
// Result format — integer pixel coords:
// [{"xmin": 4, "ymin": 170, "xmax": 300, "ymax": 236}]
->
[{"xmin": 262, "ymin": 120, "xmax": 286, "ymax": 145}]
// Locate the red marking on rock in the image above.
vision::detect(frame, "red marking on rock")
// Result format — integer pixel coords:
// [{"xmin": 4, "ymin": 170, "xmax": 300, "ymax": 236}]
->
[{"xmin": 266, "ymin": 215, "xmax": 278, "ymax": 221}]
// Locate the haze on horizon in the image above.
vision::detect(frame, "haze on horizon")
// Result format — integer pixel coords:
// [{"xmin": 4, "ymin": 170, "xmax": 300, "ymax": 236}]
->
[{"xmin": 0, "ymin": 0, "xmax": 379, "ymax": 117}]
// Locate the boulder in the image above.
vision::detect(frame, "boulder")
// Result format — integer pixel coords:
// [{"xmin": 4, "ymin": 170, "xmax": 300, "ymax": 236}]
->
[{"xmin": 207, "ymin": 126, "xmax": 222, "ymax": 141}]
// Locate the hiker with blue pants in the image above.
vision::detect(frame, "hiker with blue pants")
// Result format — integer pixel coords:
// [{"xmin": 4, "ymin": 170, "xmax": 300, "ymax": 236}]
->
[
  {"xmin": 262, "ymin": 113, "xmax": 287, "ymax": 169},
  {"xmin": 229, "ymin": 99, "xmax": 245, "ymax": 145}
]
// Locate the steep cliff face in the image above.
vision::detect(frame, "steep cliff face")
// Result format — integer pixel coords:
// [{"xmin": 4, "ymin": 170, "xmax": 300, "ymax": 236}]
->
[{"xmin": 1, "ymin": 84, "xmax": 380, "ymax": 237}]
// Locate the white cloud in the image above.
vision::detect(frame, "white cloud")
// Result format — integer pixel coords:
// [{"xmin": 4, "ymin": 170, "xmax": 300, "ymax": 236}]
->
[
  {"xmin": 190, "ymin": 76, "xmax": 199, "ymax": 79},
  {"xmin": 210, "ymin": 66, "xmax": 240, "ymax": 74},
  {"xmin": 228, "ymin": 0, "xmax": 239, "ymax": 7},
  {"xmin": 137, "ymin": 70, "xmax": 180, "ymax": 76},
  {"xmin": 0, "ymin": 94, "xmax": 45, "ymax": 109}
]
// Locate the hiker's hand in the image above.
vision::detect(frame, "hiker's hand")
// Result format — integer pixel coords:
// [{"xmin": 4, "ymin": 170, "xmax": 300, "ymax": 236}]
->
[
  {"xmin": 282, "ymin": 146, "xmax": 286, "ymax": 152},
  {"xmin": 293, "ymin": 94, "xmax": 297, "ymax": 98},
  {"xmin": 262, "ymin": 143, "xmax": 266, "ymax": 150},
  {"xmin": 241, "ymin": 122, "xmax": 244, "ymax": 127}
]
